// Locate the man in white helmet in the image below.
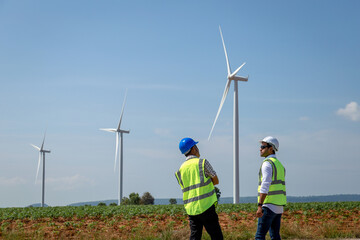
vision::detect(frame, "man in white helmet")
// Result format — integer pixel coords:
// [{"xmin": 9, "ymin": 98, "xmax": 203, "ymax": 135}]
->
[{"xmin": 255, "ymin": 136, "xmax": 286, "ymax": 240}]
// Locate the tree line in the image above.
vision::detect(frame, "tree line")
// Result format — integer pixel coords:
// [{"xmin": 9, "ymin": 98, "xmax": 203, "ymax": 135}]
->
[
  {"xmin": 97, "ymin": 192, "xmax": 154, "ymax": 206},
  {"xmin": 97, "ymin": 187, "xmax": 221, "ymax": 206}
]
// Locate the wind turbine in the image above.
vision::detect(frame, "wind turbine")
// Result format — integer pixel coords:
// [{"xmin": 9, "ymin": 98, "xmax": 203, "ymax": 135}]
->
[
  {"xmin": 100, "ymin": 90, "xmax": 130, "ymax": 205},
  {"xmin": 208, "ymin": 26, "xmax": 248, "ymax": 204},
  {"xmin": 31, "ymin": 131, "xmax": 51, "ymax": 207}
]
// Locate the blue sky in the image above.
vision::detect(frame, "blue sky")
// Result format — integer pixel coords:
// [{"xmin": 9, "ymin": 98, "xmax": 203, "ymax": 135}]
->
[{"xmin": 0, "ymin": 0, "xmax": 359, "ymax": 207}]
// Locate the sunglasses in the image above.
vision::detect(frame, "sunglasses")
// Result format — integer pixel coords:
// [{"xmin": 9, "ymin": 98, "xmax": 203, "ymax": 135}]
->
[{"xmin": 260, "ymin": 145, "xmax": 271, "ymax": 149}]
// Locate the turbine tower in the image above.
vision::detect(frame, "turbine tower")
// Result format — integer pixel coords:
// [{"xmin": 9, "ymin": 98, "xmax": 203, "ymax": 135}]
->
[
  {"xmin": 208, "ymin": 26, "xmax": 248, "ymax": 204},
  {"xmin": 31, "ymin": 132, "xmax": 51, "ymax": 207},
  {"xmin": 100, "ymin": 90, "xmax": 129, "ymax": 205}
]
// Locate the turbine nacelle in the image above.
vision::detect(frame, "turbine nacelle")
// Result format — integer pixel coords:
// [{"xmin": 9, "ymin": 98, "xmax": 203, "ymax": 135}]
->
[
  {"xmin": 119, "ymin": 129, "xmax": 130, "ymax": 134},
  {"xmin": 99, "ymin": 128, "xmax": 130, "ymax": 134},
  {"xmin": 227, "ymin": 62, "xmax": 248, "ymax": 81},
  {"xmin": 228, "ymin": 75, "xmax": 249, "ymax": 82},
  {"xmin": 31, "ymin": 144, "xmax": 51, "ymax": 153}
]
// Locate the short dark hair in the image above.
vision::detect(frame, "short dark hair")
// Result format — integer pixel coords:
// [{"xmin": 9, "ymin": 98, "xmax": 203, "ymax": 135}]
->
[{"xmin": 269, "ymin": 144, "xmax": 275, "ymax": 154}]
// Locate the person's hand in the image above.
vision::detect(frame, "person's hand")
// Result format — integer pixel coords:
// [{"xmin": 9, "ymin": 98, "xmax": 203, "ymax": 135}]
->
[{"xmin": 256, "ymin": 206, "xmax": 263, "ymax": 218}]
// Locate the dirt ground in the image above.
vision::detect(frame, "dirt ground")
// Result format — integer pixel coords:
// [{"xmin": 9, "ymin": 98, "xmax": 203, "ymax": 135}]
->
[{"xmin": 0, "ymin": 210, "xmax": 359, "ymax": 239}]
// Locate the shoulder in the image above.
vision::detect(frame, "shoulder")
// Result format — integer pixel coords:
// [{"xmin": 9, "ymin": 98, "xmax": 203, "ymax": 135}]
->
[
  {"xmin": 261, "ymin": 161, "xmax": 273, "ymax": 170},
  {"xmin": 203, "ymin": 159, "xmax": 212, "ymax": 166},
  {"xmin": 203, "ymin": 159, "xmax": 215, "ymax": 170}
]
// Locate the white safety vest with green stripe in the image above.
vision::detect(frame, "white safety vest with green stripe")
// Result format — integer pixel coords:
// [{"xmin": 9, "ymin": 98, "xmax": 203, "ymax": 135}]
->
[
  {"xmin": 175, "ymin": 158, "xmax": 217, "ymax": 216},
  {"xmin": 258, "ymin": 157, "xmax": 287, "ymax": 206}
]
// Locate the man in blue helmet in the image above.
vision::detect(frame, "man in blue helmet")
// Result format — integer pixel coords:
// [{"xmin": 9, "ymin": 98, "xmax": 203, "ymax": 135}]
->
[{"xmin": 175, "ymin": 137, "xmax": 223, "ymax": 240}]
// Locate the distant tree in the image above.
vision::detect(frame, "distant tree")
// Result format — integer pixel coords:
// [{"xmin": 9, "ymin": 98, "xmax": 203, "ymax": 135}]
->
[
  {"xmin": 109, "ymin": 202, "xmax": 117, "ymax": 206},
  {"xmin": 140, "ymin": 192, "xmax": 155, "ymax": 205},
  {"xmin": 215, "ymin": 187, "xmax": 221, "ymax": 201},
  {"xmin": 98, "ymin": 202, "xmax": 106, "ymax": 206},
  {"xmin": 169, "ymin": 198, "xmax": 177, "ymax": 205},
  {"xmin": 121, "ymin": 197, "xmax": 130, "ymax": 205},
  {"xmin": 129, "ymin": 192, "xmax": 141, "ymax": 205},
  {"xmin": 121, "ymin": 192, "xmax": 155, "ymax": 205}
]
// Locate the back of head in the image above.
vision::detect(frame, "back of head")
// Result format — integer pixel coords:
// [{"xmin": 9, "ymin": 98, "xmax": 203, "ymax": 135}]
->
[{"xmin": 179, "ymin": 137, "xmax": 198, "ymax": 155}]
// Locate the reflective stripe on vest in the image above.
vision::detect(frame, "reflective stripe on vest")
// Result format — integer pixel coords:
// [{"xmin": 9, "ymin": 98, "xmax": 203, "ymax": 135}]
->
[
  {"xmin": 258, "ymin": 157, "xmax": 287, "ymax": 206},
  {"xmin": 175, "ymin": 158, "xmax": 217, "ymax": 215}
]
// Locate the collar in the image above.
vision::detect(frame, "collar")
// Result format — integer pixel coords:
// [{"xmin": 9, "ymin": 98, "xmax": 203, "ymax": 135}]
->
[
  {"xmin": 186, "ymin": 155, "xmax": 199, "ymax": 161},
  {"xmin": 265, "ymin": 154, "xmax": 276, "ymax": 160}
]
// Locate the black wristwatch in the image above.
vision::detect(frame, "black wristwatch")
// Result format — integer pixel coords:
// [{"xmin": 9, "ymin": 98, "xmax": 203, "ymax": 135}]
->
[{"xmin": 258, "ymin": 203, "xmax": 263, "ymax": 207}]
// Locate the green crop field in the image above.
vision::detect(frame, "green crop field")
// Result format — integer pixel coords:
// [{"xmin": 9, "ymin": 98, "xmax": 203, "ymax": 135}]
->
[
  {"xmin": 0, "ymin": 202, "xmax": 359, "ymax": 239},
  {"xmin": 0, "ymin": 202, "xmax": 359, "ymax": 220}
]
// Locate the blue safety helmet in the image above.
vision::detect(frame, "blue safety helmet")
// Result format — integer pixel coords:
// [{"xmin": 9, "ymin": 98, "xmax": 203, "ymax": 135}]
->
[{"xmin": 179, "ymin": 137, "xmax": 198, "ymax": 155}]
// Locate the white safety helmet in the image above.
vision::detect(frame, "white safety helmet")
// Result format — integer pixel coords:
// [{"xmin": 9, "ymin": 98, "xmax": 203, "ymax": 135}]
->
[{"xmin": 260, "ymin": 136, "xmax": 279, "ymax": 151}]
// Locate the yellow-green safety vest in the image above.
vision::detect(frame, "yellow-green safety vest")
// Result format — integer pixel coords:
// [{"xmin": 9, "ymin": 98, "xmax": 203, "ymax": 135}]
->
[
  {"xmin": 258, "ymin": 157, "xmax": 287, "ymax": 206},
  {"xmin": 175, "ymin": 158, "xmax": 217, "ymax": 215}
]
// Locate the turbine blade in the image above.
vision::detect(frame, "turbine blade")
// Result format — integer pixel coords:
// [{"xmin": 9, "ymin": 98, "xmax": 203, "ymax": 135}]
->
[
  {"xmin": 117, "ymin": 89, "xmax": 128, "ymax": 130},
  {"xmin": 219, "ymin": 26, "xmax": 231, "ymax": 76},
  {"xmin": 100, "ymin": 128, "xmax": 117, "ymax": 132},
  {"xmin": 230, "ymin": 62, "xmax": 246, "ymax": 78},
  {"xmin": 114, "ymin": 133, "xmax": 119, "ymax": 172},
  {"xmin": 41, "ymin": 131, "xmax": 47, "ymax": 151},
  {"xmin": 30, "ymin": 144, "xmax": 40, "ymax": 151},
  {"xmin": 35, "ymin": 152, "xmax": 41, "ymax": 183},
  {"xmin": 208, "ymin": 79, "xmax": 231, "ymax": 140}
]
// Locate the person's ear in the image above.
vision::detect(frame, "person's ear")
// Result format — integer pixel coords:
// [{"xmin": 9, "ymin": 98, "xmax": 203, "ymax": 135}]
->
[
  {"xmin": 270, "ymin": 146, "xmax": 275, "ymax": 153},
  {"xmin": 190, "ymin": 146, "xmax": 195, "ymax": 154}
]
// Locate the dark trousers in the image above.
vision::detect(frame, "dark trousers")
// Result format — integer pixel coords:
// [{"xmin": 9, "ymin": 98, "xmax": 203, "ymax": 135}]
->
[
  {"xmin": 255, "ymin": 207, "xmax": 282, "ymax": 240},
  {"xmin": 188, "ymin": 205, "xmax": 223, "ymax": 240}
]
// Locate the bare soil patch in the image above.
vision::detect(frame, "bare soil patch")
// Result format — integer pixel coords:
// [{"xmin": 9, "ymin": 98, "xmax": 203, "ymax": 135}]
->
[{"xmin": 0, "ymin": 209, "xmax": 359, "ymax": 239}]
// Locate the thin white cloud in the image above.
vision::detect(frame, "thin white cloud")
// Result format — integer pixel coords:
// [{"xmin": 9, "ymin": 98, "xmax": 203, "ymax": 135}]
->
[
  {"xmin": 336, "ymin": 102, "xmax": 360, "ymax": 122},
  {"xmin": 132, "ymin": 147, "xmax": 170, "ymax": 159},
  {"xmin": 45, "ymin": 174, "xmax": 95, "ymax": 191},
  {"xmin": 0, "ymin": 177, "xmax": 26, "ymax": 186},
  {"xmin": 154, "ymin": 128, "xmax": 171, "ymax": 137},
  {"xmin": 299, "ymin": 116, "xmax": 310, "ymax": 121},
  {"xmin": 129, "ymin": 84, "xmax": 184, "ymax": 91}
]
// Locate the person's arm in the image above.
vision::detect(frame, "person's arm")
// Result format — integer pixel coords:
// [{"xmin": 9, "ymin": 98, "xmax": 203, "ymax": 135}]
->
[
  {"xmin": 256, "ymin": 193, "xmax": 267, "ymax": 218},
  {"xmin": 256, "ymin": 161, "xmax": 272, "ymax": 218},
  {"xmin": 211, "ymin": 175, "xmax": 219, "ymax": 185},
  {"xmin": 204, "ymin": 159, "xmax": 219, "ymax": 185}
]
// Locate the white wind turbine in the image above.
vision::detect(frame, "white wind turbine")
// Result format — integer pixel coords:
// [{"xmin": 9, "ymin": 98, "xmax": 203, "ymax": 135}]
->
[
  {"xmin": 31, "ymin": 132, "xmax": 51, "ymax": 207},
  {"xmin": 100, "ymin": 90, "xmax": 130, "ymax": 205},
  {"xmin": 208, "ymin": 26, "xmax": 248, "ymax": 204}
]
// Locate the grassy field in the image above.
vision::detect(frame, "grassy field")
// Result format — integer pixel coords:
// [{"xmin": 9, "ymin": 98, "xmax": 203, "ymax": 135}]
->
[{"xmin": 0, "ymin": 202, "xmax": 359, "ymax": 239}]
